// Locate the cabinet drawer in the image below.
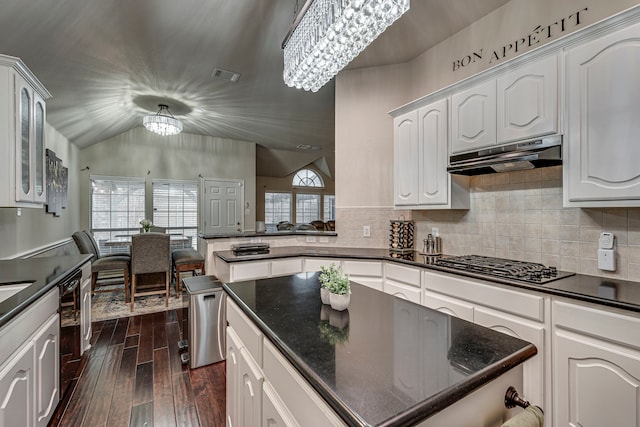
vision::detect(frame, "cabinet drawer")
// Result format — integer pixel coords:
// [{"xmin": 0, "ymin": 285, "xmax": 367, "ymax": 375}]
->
[
  {"xmin": 271, "ymin": 258, "xmax": 303, "ymax": 277},
  {"xmin": 231, "ymin": 261, "xmax": 270, "ymax": 282},
  {"xmin": 263, "ymin": 339, "xmax": 345, "ymax": 427},
  {"xmin": 342, "ymin": 260, "xmax": 382, "ymax": 277},
  {"xmin": 553, "ymin": 299, "xmax": 640, "ymax": 349},
  {"xmin": 424, "ymin": 271, "xmax": 545, "ymax": 322},
  {"xmin": 0, "ymin": 288, "xmax": 58, "ymax": 366},
  {"xmin": 304, "ymin": 258, "xmax": 339, "ymax": 273},
  {"xmin": 385, "ymin": 263, "xmax": 421, "ymax": 287},
  {"xmin": 227, "ymin": 299, "xmax": 263, "ymax": 366},
  {"xmin": 423, "ymin": 290, "xmax": 474, "ymax": 322},
  {"xmin": 384, "ymin": 281, "xmax": 421, "ymax": 305}
]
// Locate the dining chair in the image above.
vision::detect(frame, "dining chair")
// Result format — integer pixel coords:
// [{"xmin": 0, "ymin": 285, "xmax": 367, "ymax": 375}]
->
[
  {"xmin": 130, "ymin": 232, "xmax": 170, "ymax": 311},
  {"xmin": 71, "ymin": 230, "xmax": 130, "ymax": 300},
  {"xmin": 172, "ymin": 248, "xmax": 205, "ymax": 294}
]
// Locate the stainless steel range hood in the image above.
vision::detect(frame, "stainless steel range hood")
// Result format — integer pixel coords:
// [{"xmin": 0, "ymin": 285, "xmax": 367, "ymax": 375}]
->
[{"xmin": 448, "ymin": 135, "xmax": 562, "ymax": 176}]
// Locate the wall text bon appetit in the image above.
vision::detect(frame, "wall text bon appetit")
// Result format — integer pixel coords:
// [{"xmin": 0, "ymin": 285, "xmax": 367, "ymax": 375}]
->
[{"xmin": 452, "ymin": 7, "xmax": 588, "ymax": 72}]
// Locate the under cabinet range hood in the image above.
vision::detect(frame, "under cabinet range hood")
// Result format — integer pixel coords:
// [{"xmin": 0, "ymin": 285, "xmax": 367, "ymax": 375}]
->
[{"xmin": 448, "ymin": 135, "xmax": 562, "ymax": 176}]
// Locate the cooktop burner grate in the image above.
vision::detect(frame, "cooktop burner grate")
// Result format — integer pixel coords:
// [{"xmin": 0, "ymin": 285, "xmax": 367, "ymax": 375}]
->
[{"xmin": 435, "ymin": 255, "xmax": 574, "ymax": 284}]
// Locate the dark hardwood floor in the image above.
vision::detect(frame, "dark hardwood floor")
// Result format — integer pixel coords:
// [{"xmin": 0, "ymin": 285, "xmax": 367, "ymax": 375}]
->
[{"xmin": 50, "ymin": 308, "xmax": 226, "ymax": 427}]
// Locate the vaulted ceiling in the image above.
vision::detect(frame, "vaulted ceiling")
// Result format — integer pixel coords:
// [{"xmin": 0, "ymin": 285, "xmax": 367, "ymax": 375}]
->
[{"xmin": 0, "ymin": 0, "xmax": 509, "ymax": 177}]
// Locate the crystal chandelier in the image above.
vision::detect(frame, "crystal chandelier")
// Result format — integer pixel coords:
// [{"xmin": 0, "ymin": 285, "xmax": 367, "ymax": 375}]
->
[
  {"xmin": 143, "ymin": 104, "xmax": 183, "ymax": 136},
  {"xmin": 282, "ymin": 0, "xmax": 410, "ymax": 92}
]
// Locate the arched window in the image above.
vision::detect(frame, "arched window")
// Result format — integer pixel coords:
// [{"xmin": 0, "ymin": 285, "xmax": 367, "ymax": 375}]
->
[{"xmin": 292, "ymin": 169, "xmax": 324, "ymax": 188}]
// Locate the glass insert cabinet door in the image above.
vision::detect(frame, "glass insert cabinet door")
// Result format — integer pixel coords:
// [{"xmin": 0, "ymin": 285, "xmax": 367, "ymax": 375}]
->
[{"xmin": 15, "ymin": 76, "xmax": 47, "ymax": 204}]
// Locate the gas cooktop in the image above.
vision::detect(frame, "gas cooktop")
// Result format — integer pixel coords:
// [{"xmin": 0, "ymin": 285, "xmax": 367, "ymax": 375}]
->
[{"xmin": 434, "ymin": 255, "xmax": 574, "ymax": 284}]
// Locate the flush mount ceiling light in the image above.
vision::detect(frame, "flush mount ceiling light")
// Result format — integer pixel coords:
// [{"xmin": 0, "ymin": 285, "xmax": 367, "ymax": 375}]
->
[
  {"xmin": 143, "ymin": 104, "xmax": 183, "ymax": 136},
  {"xmin": 282, "ymin": 0, "xmax": 410, "ymax": 92}
]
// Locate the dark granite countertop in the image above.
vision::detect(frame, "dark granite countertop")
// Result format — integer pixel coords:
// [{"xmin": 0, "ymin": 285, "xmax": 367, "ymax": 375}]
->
[
  {"xmin": 224, "ymin": 273, "xmax": 536, "ymax": 427},
  {"xmin": 0, "ymin": 255, "xmax": 92, "ymax": 327},
  {"xmin": 199, "ymin": 230, "xmax": 337, "ymax": 239},
  {"xmin": 215, "ymin": 246, "xmax": 640, "ymax": 313}
]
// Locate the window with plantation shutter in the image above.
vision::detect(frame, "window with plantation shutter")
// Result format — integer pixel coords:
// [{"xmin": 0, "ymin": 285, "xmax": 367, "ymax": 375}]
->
[
  {"xmin": 90, "ymin": 176, "xmax": 145, "ymax": 253},
  {"xmin": 152, "ymin": 180, "xmax": 198, "ymax": 248}
]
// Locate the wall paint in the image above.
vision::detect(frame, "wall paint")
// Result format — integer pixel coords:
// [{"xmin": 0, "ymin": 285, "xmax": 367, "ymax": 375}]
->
[
  {"xmin": 334, "ymin": 0, "xmax": 640, "ymax": 280},
  {"xmin": 79, "ymin": 127, "xmax": 256, "ymax": 232},
  {"xmin": 0, "ymin": 124, "xmax": 81, "ymax": 259}
]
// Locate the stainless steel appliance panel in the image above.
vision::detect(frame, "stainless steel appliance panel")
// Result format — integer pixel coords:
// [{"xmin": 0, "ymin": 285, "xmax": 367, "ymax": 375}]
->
[{"xmin": 187, "ymin": 280, "xmax": 226, "ymax": 368}]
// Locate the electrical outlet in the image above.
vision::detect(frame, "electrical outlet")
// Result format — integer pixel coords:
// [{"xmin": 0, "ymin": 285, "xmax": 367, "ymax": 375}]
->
[
  {"xmin": 431, "ymin": 227, "xmax": 439, "ymax": 237},
  {"xmin": 319, "ymin": 236, "xmax": 329, "ymax": 243},
  {"xmin": 363, "ymin": 225, "xmax": 371, "ymax": 237},
  {"xmin": 306, "ymin": 236, "xmax": 317, "ymax": 243}
]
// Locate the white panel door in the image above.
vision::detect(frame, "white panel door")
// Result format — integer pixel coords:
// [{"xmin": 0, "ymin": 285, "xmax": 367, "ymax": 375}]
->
[
  {"xmin": 418, "ymin": 98, "xmax": 449, "ymax": 205},
  {"xmin": 393, "ymin": 110, "xmax": 419, "ymax": 205},
  {"xmin": 34, "ymin": 315, "xmax": 59, "ymax": 427},
  {"xmin": 554, "ymin": 329, "xmax": 640, "ymax": 427},
  {"xmin": 565, "ymin": 21, "xmax": 640, "ymax": 204},
  {"xmin": 0, "ymin": 341, "xmax": 35, "ymax": 427},
  {"xmin": 497, "ymin": 54, "xmax": 558, "ymax": 143},
  {"xmin": 202, "ymin": 178, "xmax": 244, "ymax": 234},
  {"xmin": 451, "ymin": 79, "xmax": 496, "ymax": 153},
  {"xmin": 238, "ymin": 347, "xmax": 263, "ymax": 427}
]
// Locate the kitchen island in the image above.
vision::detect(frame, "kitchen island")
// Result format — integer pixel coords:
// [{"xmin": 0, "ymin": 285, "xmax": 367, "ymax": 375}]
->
[{"xmin": 224, "ymin": 272, "xmax": 536, "ymax": 426}]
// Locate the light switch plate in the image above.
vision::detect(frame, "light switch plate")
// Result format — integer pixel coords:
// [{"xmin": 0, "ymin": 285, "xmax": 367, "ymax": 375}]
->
[{"xmin": 598, "ymin": 249, "xmax": 615, "ymax": 271}]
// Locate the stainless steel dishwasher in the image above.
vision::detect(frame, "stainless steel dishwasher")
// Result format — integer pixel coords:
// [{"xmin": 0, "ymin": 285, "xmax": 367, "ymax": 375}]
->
[{"xmin": 181, "ymin": 275, "xmax": 226, "ymax": 368}]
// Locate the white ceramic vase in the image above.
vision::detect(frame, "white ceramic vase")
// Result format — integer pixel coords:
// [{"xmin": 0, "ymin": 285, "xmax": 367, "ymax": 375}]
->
[
  {"xmin": 329, "ymin": 292, "xmax": 350, "ymax": 311},
  {"xmin": 320, "ymin": 287, "xmax": 331, "ymax": 305}
]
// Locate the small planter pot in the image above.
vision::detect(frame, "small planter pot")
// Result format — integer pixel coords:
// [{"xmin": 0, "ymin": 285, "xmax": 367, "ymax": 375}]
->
[
  {"xmin": 329, "ymin": 292, "xmax": 350, "ymax": 311},
  {"xmin": 320, "ymin": 287, "xmax": 331, "ymax": 305}
]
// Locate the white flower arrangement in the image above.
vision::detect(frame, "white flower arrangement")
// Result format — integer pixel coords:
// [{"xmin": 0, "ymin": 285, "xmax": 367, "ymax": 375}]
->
[{"xmin": 140, "ymin": 219, "xmax": 152, "ymax": 232}]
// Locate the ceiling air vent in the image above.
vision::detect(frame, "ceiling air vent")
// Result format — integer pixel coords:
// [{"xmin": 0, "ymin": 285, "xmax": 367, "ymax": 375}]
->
[{"xmin": 212, "ymin": 67, "xmax": 241, "ymax": 82}]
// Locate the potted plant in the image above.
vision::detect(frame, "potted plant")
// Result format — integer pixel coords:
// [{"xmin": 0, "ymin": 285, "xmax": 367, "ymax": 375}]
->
[
  {"xmin": 140, "ymin": 219, "xmax": 152, "ymax": 232},
  {"xmin": 319, "ymin": 263, "xmax": 351, "ymax": 311}
]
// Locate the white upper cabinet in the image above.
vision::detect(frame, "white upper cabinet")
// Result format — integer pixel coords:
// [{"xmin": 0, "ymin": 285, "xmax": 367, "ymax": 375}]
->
[
  {"xmin": 564, "ymin": 20, "xmax": 640, "ymax": 206},
  {"xmin": 393, "ymin": 109, "xmax": 419, "ymax": 206},
  {"xmin": 0, "ymin": 54, "xmax": 50, "ymax": 208},
  {"xmin": 451, "ymin": 79, "xmax": 497, "ymax": 154},
  {"xmin": 393, "ymin": 99, "xmax": 469, "ymax": 209},
  {"xmin": 418, "ymin": 99, "xmax": 449, "ymax": 206},
  {"xmin": 497, "ymin": 54, "xmax": 558, "ymax": 143}
]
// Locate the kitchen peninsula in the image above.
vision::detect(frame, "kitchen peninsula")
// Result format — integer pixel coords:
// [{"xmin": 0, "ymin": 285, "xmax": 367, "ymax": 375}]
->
[{"xmin": 224, "ymin": 273, "xmax": 536, "ymax": 426}]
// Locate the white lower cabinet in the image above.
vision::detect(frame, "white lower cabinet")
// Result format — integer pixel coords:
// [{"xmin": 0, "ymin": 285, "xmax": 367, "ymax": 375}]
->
[
  {"xmin": 226, "ymin": 328, "xmax": 241, "ymax": 427},
  {"xmin": 384, "ymin": 263, "xmax": 421, "ymax": 304},
  {"xmin": 226, "ymin": 299, "xmax": 345, "ymax": 427},
  {"xmin": 34, "ymin": 315, "xmax": 59, "ymax": 427},
  {"xmin": 303, "ymin": 258, "xmax": 339, "ymax": 273},
  {"xmin": 423, "ymin": 289, "xmax": 474, "ymax": 322},
  {"xmin": 80, "ymin": 261, "xmax": 92, "ymax": 353},
  {"xmin": 0, "ymin": 287, "xmax": 59, "ymax": 427},
  {"xmin": 342, "ymin": 260, "xmax": 383, "ymax": 291},
  {"xmin": 263, "ymin": 382, "xmax": 299, "ymax": 427},
  {"xmin": 473, "ymin": 306, "xmax": 547, "ymax": 420},
  {"xmin": 238, "ymin": 347, "xmax": 263, "ymax": 427},
  {"xmin": 0, "ymin": 340, "xmax": 35, "ymax": 427},
  {"xmin": 553, "ymin": 299, "xmax": 640, "ymax": 427},
  {"xmin": 422, "ymin": 270, "xmax": 550, "ymax": 422}
]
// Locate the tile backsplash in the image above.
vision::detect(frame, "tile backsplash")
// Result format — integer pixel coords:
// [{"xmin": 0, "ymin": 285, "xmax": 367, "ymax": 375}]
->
[{"xmin": 337, "ymin": 166, "xmax": 640, "ymax": 282}]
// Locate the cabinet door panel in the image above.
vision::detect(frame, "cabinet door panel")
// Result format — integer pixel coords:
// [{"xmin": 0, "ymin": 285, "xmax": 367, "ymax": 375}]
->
[
  {"xmin": 554, "ymin": 329, "xmax": 640, "ymax": 427},
  {"xmin": 565, "ymin": 21, "xmax": 640, "ymax": 204},
  {"xmin": 384, "ymin": 281, "xmax": 421, "ymax": 304},
  {"xmin": 418, "ymin": 99, "xmax": 449, "ymax": 205},
  {"xmin": 34, "ymin": 315, "xmax": 59, "ymax": 427},
  {"xmin": 497, "ymin": 55, "xmax": 558, "ymax": 143},
  {"xmin": 451, "ymin": 80, "xmax": 496, "ymax": 153},
  {"xmin": 393, "ymin": 110, "xmax": 419, "ymax": 205},
  {"xmin": 0, "ymin": 342, "xmax": 35, "ymax": 427},
  {"xmin": 238, "ymin": 347, "xmax": 263, "ymax": 427},
  {"xmin": 423, "ymin": 290, "xmax": 474, "ymax": 322},
  {"xmin": 474, "ymin": 307, "xmax": 546, "ymax": 415},
  {"xmin": 226, "ymin": 328, "xmax": 242, "ymax": 427},
  {"xmin": 263, "ymin": 382, "xmax": 299, "ymax": 427}
]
